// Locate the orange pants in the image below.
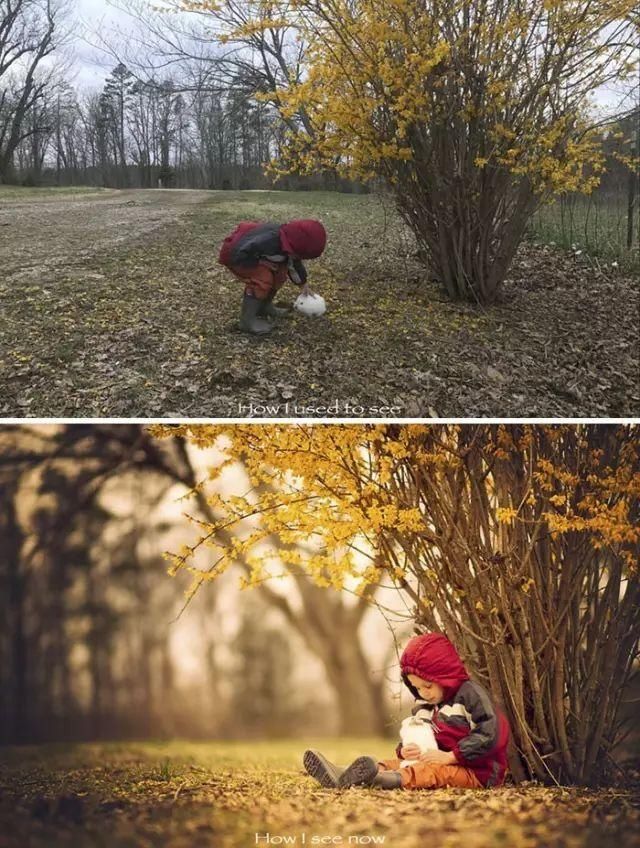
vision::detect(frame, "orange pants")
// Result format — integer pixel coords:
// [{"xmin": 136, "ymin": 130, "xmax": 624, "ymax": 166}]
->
[
  {"xmin": 378, "ymin": 757, "xmax": 483, "ymax": 790},
  {"xmin": 229, "ymin": 259, "xmax": 289, "ymax": 300}
]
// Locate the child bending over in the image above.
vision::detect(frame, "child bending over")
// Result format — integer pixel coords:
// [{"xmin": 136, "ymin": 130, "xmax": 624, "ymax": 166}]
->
[{"xmin": 218, "ymin": 218, "xmax": 327, "ymax": 334}]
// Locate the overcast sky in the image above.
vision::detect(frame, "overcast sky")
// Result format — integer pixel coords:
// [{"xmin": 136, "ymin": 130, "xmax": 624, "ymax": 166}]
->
[
  {"xmin": 68, "ymin": 0, "xmax": 189, "ymax": 88},
  {"xmin": 69, "ymin": 0, "xmax": 132, "ymax": 87}
]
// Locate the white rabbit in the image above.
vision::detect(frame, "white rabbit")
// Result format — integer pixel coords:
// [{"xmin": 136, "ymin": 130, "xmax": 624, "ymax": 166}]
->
[
  {"xmin": 294, "ymin": 292, "xmax": 326, "ymax": 317},
  {"xmin": 399, "ymin": 712, "xmax": 438, "ymax": 767}
]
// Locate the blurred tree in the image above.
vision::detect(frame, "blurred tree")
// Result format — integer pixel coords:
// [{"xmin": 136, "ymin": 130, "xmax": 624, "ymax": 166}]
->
[
  {"xmin": 227, "ymin": 596, "xmax": 302, "ymax": 738},
  {"xmin": 0, "ymin": 475, "xmax": 27, "ymax": 742},
  {"xmin": 0, "ymin": 425, "xmax": 188, "ymax": 742},
  {"xmin": 0, "ymin": 425, "xmax": 389, "ymax": 741}
]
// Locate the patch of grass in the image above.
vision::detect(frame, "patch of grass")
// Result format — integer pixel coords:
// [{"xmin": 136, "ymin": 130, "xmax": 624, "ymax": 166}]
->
[
  {"xmin": 153, "ymin": 757, "xmax": 179, "ymax": 781},
  {"xmin": 0, "ymin": 186, "xmax": 108, "ymax": 199},
  {"xmin": 527, "ymin": 193, "xmax": 639, "ymax": 271}
]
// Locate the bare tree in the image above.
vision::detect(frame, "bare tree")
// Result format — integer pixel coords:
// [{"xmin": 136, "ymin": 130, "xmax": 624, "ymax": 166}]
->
[{"xmin": 0, "ymin": 0, "xmax": 69, "ymax": 182}]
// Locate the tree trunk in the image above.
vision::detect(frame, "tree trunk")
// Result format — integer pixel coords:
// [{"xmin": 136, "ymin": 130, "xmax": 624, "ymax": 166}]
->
[
  {"xmin": 323, "ymin": 622, "xmax": 389, "ymax": 736},
  {"xmin": 398, "ymin": 173, "xmax": 536, "ymax": 303},
  {"xmin": 627, "ymin": 168, "xmax": 636, "ymax": 251},
  {"xmin": 4, "ymin": 488, "xmax": 28, "ymax": 743},
  {"xmin": 0, "ymin": 153, "xmax": 17, "ymax": 185}
]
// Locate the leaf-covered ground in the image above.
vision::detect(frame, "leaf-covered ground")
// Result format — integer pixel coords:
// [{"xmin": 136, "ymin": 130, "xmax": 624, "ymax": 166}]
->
[
  {"xmin": 1, "ymin": 740, "xmax": 638, "ymax": 848},
  {"xmin": 1, "ymin": 187, "xmax": 638, "ymax": 417}
]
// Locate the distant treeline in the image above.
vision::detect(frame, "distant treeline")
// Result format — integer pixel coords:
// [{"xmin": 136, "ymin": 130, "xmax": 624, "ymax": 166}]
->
[{"xmin": 9, "ymin": 59, "xmax": 368, "ymax": 192}]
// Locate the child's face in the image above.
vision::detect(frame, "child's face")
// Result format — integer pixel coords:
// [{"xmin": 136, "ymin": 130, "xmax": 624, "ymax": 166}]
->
[{"xmin": 408, "ymin": 674, "xmax": 445, "ymax": 704}]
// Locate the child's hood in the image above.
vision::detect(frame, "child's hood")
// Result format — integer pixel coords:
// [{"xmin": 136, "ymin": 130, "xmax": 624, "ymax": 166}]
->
[
  {"xmin": 279, "ymin": 219, "xmax": 327, "ymax": 259},
  {"xmin": 400, "ymin": 633, "xmax": 470, "ymax": 702}
]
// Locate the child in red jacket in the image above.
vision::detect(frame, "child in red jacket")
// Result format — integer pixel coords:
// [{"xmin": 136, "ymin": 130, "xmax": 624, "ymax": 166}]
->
[
  {"xmin": 304, "ymin": 633, "xmax": 510, "ymax": 790},
  {"xmin": 218, "ymin": 218, "xmax": 327, "ymax": 334}
]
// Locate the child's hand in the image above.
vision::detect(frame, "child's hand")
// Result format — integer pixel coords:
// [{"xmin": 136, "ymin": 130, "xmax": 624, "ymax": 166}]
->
[
  {"xmin": 419, "ymin": 750, "xmax": 457, "ymax": 765},
  {"xmin": 400, "ymin": 744, "xmax": 422, "ymax": 760}
]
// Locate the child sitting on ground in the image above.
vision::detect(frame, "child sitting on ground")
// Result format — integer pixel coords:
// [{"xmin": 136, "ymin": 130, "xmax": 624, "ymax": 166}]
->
[
  {"xmin": 218, "ymin": 218, "xmax": 327, "ymax": 334},
  {"xmin": 303, "ymin": 632, "xmax": 510, "ymax": 791}
]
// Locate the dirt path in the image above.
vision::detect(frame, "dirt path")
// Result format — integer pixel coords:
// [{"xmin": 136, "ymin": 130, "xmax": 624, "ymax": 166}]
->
[
  {"xmin": 0, "ymin": 188, "xmax": 638, "ymax": 417},
  {"xmin": 0, "ymin": 188, "xmax": 209, "ymax": 281}
]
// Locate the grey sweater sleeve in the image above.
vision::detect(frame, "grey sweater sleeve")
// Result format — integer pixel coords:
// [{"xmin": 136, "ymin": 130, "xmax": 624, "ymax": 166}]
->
[{"xmin": 454, "ymin": 681, "xmax": 499, "ymax": 762}]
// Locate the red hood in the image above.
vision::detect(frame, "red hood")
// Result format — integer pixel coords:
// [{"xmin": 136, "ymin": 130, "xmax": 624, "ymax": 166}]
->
[
  {"xmin": 279, "ymin": 219, "xmax": 327, "ymax": 258},
  {"xmin": 400, "ymin": 633, "xmax": 469, "ymax": 702}
]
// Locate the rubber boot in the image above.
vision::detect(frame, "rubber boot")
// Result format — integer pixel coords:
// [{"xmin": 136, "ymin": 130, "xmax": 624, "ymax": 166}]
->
[
  {"xmin": 337, "ymin": 756, "xmax": 380, "ymax": 788},
  {"xmin": 372, "ymin": 770, "xmax": 403, "ymax": 790},
  {"xmin": 258, "ymin": 288, "xmax": 290, "ymax": 319},
  {"xmin": 240, "ymin": 294, "xmax": 272, "ymax": 334},
  {"xmin": 303, "ymin": 749, "xmax": 345, "ymax": 788}
]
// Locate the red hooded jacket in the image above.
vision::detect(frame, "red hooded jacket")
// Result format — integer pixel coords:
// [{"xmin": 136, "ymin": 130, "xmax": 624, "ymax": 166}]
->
[
  {"xmin": 399, "ymin": 633, "xmax": 510, "ymax": 787},
  {"xmin": 218, "ymin": 220, "xmax": 327, "ymax": 267}
]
